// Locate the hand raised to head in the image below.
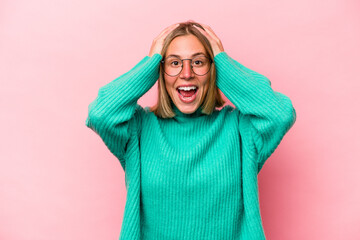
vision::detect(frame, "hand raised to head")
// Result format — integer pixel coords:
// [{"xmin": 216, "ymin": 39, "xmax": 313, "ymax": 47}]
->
[
  {"xmin": 149, "ymin": 23, "xmax": 179, "ymax": 57},
  {"xmin": 193, "ymin": 23, "xmax": 224, "ymax": 56}
]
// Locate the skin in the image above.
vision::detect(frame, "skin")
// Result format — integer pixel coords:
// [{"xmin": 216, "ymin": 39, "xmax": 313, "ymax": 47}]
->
[
  {"xmin": 149, "ymin": 21, "xmax": 225, "ymax": 114},
  {"xmin": 164, "ymin": 34, "xmax": 210, "ymax": 114}
]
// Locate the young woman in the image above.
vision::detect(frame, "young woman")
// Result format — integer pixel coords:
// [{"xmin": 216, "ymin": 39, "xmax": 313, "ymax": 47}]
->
[{"xmin": 85, "ymin": 21, "xmax": 296, "ymax": 240}]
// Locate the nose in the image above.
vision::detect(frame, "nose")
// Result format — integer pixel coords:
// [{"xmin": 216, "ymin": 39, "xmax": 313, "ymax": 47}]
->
[{"xmin": 179, "ymin": 59, "xmax": 194, "ymax": 79}]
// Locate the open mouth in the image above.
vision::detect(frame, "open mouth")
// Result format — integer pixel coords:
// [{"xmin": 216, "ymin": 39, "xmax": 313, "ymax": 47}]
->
[
  {"xmin": 177, "ymin": 86, "xmax": 198, "ymax": 96},
  {"xmin": 176, "ymin": 86, "xmax": 198, "ymax": 103}
]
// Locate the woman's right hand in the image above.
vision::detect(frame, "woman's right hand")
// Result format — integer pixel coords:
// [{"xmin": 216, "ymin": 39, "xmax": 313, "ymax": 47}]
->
[{"xmin": 148, "ymin": 23, "xmax": 180, "ymax": 57}]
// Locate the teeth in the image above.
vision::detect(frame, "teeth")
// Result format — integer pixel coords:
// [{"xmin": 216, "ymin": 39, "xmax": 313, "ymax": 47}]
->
[{"xmin": 177, "ymin": 86, "xmax": 197, "ymax": 91}]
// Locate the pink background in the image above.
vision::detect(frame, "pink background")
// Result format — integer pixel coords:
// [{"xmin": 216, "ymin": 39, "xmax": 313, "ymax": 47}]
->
[{"xmin": 1, "ymin": 0, "xmax": 359, "ymax": 239}]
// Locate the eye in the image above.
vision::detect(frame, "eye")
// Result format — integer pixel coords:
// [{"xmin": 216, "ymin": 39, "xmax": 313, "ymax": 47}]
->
[
  {"xmin": 171, "ymin": 60, "xmax": 180, "ymax": 66},
  {"xmin": 193, "ymin": 60, "xmax": 203, "ymax": 66},
  {"xmin": 166, "ymin": 58, "xmax": 181, "ymax": 67},
  {"xmin": 193, "ymin": 57, "xmax": 207, "ymax": 66}
]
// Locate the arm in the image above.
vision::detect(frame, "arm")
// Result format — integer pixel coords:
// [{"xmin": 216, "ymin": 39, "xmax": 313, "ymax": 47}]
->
[
  {"xmin": 214, "ymin": 52, "xmax": 297, "ymax": 172},
  {"xmin": 191, "ymin": 23, "xmax": 296, "ymax": 172},
  {"xmin": 85, "ymin": 23, "xmax": 179, "ymax": 170},
  {"xmin": 85, "ymin": 54, "xmax": 162, "ymax": 169}
]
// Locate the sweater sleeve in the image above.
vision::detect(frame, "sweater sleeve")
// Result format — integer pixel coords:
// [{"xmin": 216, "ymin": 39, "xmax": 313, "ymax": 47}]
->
[
  {"xmin": 214, "ymin": 52, "xmax": 296, "ymax": 173},
  {"xmin": 85, "ymin": 54, "xmax": 162, "ymax": 170}
]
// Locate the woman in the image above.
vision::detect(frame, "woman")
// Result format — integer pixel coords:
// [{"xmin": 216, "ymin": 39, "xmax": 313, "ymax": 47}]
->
[{"xmin": 85, "ymin": 21, "xmax": 296, "ymax": 240}]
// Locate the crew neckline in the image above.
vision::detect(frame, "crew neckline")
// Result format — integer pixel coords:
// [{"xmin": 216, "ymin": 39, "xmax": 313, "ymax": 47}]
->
[{"xmin": 171, "ymin": 102, "xmax": 204, "ymax": 120}]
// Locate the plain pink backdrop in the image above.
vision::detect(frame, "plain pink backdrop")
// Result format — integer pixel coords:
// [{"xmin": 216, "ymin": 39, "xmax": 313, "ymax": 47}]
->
[{"xmin": 1, "ymin": 0, "xmax": 359, "ymax": 239}]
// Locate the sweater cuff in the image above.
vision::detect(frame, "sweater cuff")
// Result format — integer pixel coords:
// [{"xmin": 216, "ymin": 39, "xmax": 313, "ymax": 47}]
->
[
  {"xmin": 214, "ymin": 51, "xmax": 228, "ymax": 60},
  {"xmin": 126, "ymin": 53, "xmax": 162, "ymax": 95}
]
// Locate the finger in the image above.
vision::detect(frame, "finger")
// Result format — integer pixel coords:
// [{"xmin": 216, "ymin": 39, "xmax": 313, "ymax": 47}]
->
[
  {"xmin": 196, "ymin": 24, "xmax": 218, "ymax": 38},
  {"xmin": 165, "ymin": 23, "xmax": 180, "ymax": 31},
  {"xmin": 193, "ymin": 24, "xmax": 211, "ymax": 38},
  {"xmin": 158, "ymin": 23, "xmax": 179, "ymax": 38},
  {"xmin": 194, "ymin": 24, "xmax": 219, "ymax": 42},
  {"xmin": 194, "ymin": 22, "xmax": 211, "ymax": 33},
  {"xmin": 193, "ymin": 24, "xmax": 224, "ymax": 54},
  {"xmin": 193, "ymin": 22, "xmax": 216, "ymax": 36}
]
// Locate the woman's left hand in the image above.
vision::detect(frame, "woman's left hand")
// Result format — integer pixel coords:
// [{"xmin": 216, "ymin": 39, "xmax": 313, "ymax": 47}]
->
[{"xmin": 193, "ymin": 22, "xmax": 225, "ymax": 56}]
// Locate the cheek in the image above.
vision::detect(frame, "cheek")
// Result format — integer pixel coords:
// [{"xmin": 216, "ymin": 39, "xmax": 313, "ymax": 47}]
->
[
  {"xmin": 201, "ymin": 76, "xmax": 210, "ymax": 91},
  {"xmin": 164, "ymin": 77, "xmax": 175, "ymax": 95}
]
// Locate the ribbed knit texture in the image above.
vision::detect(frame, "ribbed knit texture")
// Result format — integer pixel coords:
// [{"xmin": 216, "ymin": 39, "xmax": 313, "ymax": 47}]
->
[{"xmin": 85, "ymin": 52, "xmax": 296, "ymax": 240}]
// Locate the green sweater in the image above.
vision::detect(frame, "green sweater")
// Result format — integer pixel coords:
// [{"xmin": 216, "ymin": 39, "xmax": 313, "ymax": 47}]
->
[{"xmin": 85, "ymin": 52, "xmax": 296, "ymax": 240}]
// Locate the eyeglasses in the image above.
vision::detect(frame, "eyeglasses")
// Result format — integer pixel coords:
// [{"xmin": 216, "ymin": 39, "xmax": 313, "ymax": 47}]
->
[{"xmin": 160, "ymin": 55, "xmax": 213, "ymax": 76}]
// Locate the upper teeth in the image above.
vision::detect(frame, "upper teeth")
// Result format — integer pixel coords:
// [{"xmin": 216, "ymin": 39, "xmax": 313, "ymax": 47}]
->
[{"xmin": 178, "ymin": 86, "xmax": 197, "ymax": 91}]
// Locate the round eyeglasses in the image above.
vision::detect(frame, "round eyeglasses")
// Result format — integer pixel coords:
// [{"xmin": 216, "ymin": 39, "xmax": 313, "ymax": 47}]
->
[{"xmin": 160, "ymin": 55, "xmax": 213, "ymax": 76}]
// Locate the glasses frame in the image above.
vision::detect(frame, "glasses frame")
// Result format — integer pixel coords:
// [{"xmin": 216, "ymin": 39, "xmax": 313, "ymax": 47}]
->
[{"xmin": 160, "ymin": 55, "xmax": 213, "ymax": 77}]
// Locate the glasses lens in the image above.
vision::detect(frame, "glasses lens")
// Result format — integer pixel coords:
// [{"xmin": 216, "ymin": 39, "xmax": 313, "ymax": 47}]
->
[
  {"xmin": 164, "ymin": 57, "xmax": 182, "ymax": 76},
  {"xmin": 163, "ymin": 56, "xmax": 211, "ymax": 76},
  {"xmin": 192, "ymin": 56, "xmax": 210, "ymax": 76}
]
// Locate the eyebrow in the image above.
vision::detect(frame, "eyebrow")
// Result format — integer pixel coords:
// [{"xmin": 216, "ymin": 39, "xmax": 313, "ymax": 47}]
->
[{"xmin": 166, "ymin": 52, "xmax": 207, "ymax": 58}]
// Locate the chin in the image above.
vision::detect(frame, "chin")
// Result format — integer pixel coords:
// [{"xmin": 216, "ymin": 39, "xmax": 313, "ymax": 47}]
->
[
  {"xmin": 171, "ymin": 88, "xmax": 202, "ymax": 114},
  {"xmin": 177, "ymin": 104, "xmax": 198, "ymax": 114}
]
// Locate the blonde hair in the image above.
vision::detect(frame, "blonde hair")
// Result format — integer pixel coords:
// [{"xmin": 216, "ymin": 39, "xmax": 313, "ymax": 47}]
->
[{"xmin": 150, "ymin": 21, "xmax": 225, "ymax": 118}]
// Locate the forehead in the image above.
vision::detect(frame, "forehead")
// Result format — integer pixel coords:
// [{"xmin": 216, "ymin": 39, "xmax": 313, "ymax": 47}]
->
[{"xmin": 166, "ymin": 34, "xmax": 206, "ymax": 58}]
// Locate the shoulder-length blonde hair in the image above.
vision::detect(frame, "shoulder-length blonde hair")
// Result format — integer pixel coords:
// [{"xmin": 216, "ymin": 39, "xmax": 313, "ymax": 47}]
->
[{"xmin": 150, "ymin": 21, "xmax": 225, "ymax": 118}]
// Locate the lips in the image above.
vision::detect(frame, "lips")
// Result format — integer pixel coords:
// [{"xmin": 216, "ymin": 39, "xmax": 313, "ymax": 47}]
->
[
  {"xmin": 177, "ymin": 85, "xmax": 197, "ymax": 93},
  {"xmin": 176, "ymin": 85, "xmax": 198, "ymax": 103}
]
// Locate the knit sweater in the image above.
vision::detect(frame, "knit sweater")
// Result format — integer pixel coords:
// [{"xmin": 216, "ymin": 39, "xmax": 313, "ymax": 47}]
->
[{"xmin": 85, "ymin": 52, "xmax": 296, "ymax": 240}]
